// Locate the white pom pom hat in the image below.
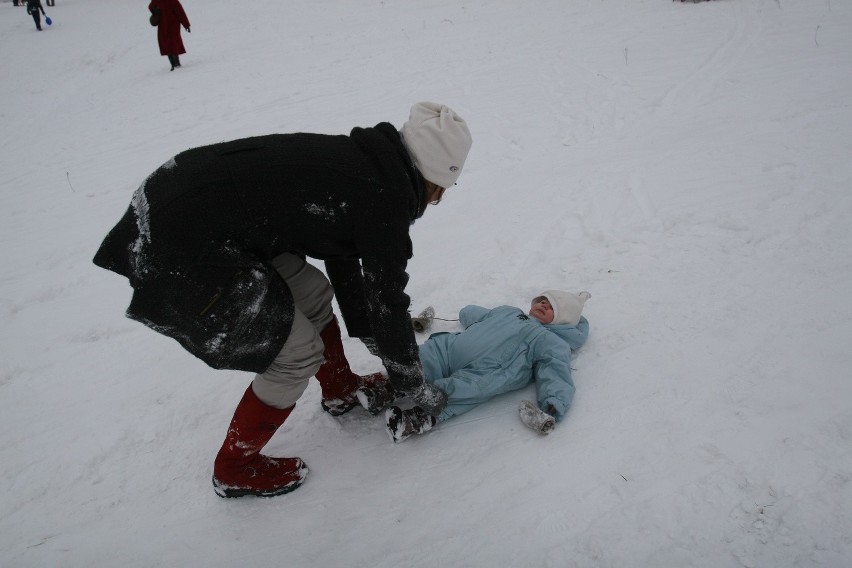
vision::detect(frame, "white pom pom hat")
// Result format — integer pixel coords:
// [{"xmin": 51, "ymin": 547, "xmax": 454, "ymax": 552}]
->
[{"xmin": 400, "ymin": 102, "xmax": 472, "ymax": 188}]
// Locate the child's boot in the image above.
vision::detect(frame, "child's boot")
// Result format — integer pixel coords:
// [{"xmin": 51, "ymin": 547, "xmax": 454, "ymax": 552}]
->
[{"xmin": 385, "ymin": 406, "xmax": 437, "ymax": 443}]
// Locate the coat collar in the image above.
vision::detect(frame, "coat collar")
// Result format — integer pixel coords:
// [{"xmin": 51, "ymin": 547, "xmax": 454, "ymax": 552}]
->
[{"xmin": 350, "ymin": 122, "xmax": 425, "ymax": 222}]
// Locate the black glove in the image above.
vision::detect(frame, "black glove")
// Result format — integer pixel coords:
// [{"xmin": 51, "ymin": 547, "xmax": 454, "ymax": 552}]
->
[{"xmin": 409, "ymin": 383, "xmax": 448, "ymax": 416}]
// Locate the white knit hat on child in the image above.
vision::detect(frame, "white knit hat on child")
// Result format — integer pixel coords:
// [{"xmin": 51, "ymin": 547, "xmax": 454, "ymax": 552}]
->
[
  {"xmin": 538, "ymin": 290, "xmax": 591, "ymax": 326},
  {"xmin": 400, "ymin": 102, "xmax": 472, "ymax": 188}
]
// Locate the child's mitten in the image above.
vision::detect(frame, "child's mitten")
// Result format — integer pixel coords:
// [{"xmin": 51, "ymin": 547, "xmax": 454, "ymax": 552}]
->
[
  {"xmin": 519, "ymin": 400, "xmax": 556, "ymax": 434},
  {"xmin": 411, "ymin": 306, "xmax": 435, "ymax": 333}
]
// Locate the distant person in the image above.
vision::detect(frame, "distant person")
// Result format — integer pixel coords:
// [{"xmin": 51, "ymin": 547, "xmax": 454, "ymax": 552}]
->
[
  {"xmin": 149, "ymin": 0, "xmax": 190, "ymax": 71},
  {"xmin": 357, "ymin": 290, "xmax": 591, "ymax": 442},
  {"xmin": 26, "ymin": 0, "xmax": 46, "ymax": 31}
]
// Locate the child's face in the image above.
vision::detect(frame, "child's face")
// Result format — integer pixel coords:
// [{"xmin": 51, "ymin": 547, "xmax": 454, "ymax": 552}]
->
[{"xmin": 529, "ymin": 297, "xmax": 554, "ymax": 324}]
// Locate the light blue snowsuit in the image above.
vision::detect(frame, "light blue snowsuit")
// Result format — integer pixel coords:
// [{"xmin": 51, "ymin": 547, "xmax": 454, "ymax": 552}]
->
[{"xmin": 419, "ymin": 305, "xmax": 590, "ymax": 423}]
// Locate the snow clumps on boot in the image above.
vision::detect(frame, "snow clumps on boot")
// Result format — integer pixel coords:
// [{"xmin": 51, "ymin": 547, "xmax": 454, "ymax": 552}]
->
[{"xmin": 385, "ymin": 406, "xmax": 437, "ymax": 443}]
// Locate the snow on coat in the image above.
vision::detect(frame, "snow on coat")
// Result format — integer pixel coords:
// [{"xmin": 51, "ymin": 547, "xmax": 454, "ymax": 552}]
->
[
  {"xmin": 149, "ymin": 0, "xmax": 189, "ymax": 56},
  {"xmin": 419, "ymin": 305, "xmax": 590, "ymax": 423},
  {"xmin": 93, "ymin": 124, "xmax": 426, "ymax": 389}
]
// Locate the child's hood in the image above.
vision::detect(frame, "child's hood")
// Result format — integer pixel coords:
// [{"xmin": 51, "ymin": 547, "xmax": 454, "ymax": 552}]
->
[
  {"xmin": 545, "ymin": 316, "xmax": 590, "ymax": 350},
  {"xmin": 538, "ymin": 290, "xmax": 591, "ymax": 326}
]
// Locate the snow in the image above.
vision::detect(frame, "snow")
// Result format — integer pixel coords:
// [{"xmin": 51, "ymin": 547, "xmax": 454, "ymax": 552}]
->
[{"xmin": 2, "ymin": 0, "xmax": 852, "ymax": 566}]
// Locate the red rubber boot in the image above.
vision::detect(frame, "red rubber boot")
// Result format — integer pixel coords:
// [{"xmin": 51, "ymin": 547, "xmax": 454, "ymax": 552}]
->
[
  {"xmin": 212, "ymin": 386, "xmax": 308, "ymax": 498},
  {"xmin": 316, "ymin": 318, "xmax": 386, "ymax": 416}
]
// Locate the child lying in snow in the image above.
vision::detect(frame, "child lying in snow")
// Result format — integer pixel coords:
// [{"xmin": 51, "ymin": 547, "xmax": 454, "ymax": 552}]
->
[{"xmin": 357, "ymin": 290, "xmax": 591, "ymax": 442}]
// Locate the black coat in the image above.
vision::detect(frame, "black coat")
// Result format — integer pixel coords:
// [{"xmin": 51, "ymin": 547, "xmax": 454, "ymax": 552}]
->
[{"xmin": 94, "ymin": 123, "xmax": 426, "ymax": 389}]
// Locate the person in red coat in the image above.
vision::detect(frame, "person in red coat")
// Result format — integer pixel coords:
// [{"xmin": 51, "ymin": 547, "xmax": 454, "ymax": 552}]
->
[{"xmin": 149, "ymin": 0, "xmax": 190, "ymax": 71}]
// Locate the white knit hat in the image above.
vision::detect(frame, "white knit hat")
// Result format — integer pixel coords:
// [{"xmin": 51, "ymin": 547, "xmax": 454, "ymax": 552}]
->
[
  {"xmin": 537, "ymin": 290, "xmax": 591, "ymax": 326},
  {"xmin": 400, "ymin": 102, "xmax": 472, "ymax": 188}
]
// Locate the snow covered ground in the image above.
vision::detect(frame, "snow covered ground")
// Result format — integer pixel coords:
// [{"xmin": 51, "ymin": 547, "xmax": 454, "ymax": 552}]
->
[{"xmin": 2, "ymin": 0, "xmax": 852, "ymax": 566}]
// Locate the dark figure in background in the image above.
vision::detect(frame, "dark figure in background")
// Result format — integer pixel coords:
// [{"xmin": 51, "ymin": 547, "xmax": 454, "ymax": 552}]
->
[
  {"xmin": 26, "ymin": 0, "xmax": 46, "ymax": 31},
  {"xmin": 149, "ymin": 0, "xmax": 190, "ymax": 71}
]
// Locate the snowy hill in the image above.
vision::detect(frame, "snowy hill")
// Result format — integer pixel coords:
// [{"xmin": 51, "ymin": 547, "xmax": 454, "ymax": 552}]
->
[{"xmin": 2, "ymin": 0, "xmax": 851, "ymax": 566}]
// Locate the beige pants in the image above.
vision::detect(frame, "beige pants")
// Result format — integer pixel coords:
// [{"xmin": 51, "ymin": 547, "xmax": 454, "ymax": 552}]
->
[{"xmin": 251, "ymin": 254, "xmax": 335, "ymax": 409}]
